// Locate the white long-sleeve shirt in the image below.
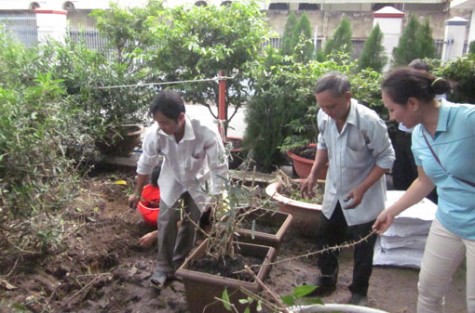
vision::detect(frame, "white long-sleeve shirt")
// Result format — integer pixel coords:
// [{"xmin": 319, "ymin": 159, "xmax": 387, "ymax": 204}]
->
[
  {"xmin": 317, "ymin": 99, "xmax": 395, "ymax": 225},
  {"xmin": 137, "ymin": 115, "xmax": 228, "ymax": 211}
]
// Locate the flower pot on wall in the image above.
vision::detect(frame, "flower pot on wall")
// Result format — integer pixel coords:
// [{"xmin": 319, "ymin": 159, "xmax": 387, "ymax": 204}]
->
[
  {"xmin": 95, "ymin": 124, "xmax": 144, "ymax": 157},
  {"xmin": 287, "ymin": 144, "xmax": 327, "ymax": 179},
  {"xmin": 176, "ymin": 239, "xmax": 276, "ymax": 313},
  {"xmin": 265, "ymin": 180, "xmax": 323, "ymax": 237}
]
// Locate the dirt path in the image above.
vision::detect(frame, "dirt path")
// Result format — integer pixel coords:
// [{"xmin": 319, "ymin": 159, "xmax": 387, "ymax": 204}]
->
[{"xmin": 0, "ymin": 166, "xmax": 467, "ymax": 313}]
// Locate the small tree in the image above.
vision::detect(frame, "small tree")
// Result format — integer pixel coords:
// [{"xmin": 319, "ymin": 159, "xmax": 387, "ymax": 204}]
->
[
  {"xmin": 416, "ymin": 19, "xmax": 437, "ymax": 59},
  {"xmin": 293, "ymin": 13, "xmax": 314, "ymax": 63},
  {"xmin": 323, "ymin": 17, "xmax": 353, "ymax": 60},
  {"xmin": 281, "ymin": 12, "xmax": 314, "ymax": 63},
  {"xmin": 358, "ymin": 24, "xmax": 387, "ymax": 72},
  {"xmin": 150, "ymin": 1, "xmax": 270, "ymax": 136},
  {"xmin": 393, "ymin": 16, "xmax": 420, "ymax": 66},
  {"xmin": 392, "ymin": 16, "xmax": 436, "ymax": 66},
  {"xmin": 281, "ymin": 12, "xmax": 299, "ymax": 56}
]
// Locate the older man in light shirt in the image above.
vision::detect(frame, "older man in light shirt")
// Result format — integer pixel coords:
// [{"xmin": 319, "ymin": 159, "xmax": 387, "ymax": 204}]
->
[
  {"xmin": 301, "ymin": 72, "xmax": 395, "ymax": 305},
  {"xmin": 129, "ymin": 90, "xmax": 228, "ymax": 289}
]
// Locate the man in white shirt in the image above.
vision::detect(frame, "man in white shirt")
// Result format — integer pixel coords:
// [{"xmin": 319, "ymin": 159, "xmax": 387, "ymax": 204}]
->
[
  {"xmin": 129, "ymin": 90, "xmax": 228, "ymax": 289},
  {"xmin": 301, "ymin": 72, "xmax": 395, "ymax": 305}
]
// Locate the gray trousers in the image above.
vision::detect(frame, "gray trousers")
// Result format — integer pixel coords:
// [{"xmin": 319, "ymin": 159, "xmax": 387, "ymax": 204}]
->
[{"xmin": 155, "ymin": 192, "xmax": 201, "ymax": 274}]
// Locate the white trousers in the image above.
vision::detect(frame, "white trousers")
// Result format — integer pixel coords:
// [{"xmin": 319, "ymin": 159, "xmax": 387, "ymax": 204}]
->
[{"xmin": 417, "ymin": 218, "xmax": 475, "ymax": 313}]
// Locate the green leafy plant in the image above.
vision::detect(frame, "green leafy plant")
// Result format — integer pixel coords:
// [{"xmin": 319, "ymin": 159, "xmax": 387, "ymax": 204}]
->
[
  {"xmin": 392, "ymin": 16, "xmax": 436, "ymax": 66},
  {"xmin": 439, "ymin": 53, "xmax": 475, "ymax": 104},
  {"xmin": 148, "ymin": 1, "xmax": 270, "ymax": 135},
  {"xmin": 322, "ymin": 17, "xmax": 353, "ymax": 63},
  {"xmin": 358, "ymin": 24, "xmax": 387, "ymax": 72}
]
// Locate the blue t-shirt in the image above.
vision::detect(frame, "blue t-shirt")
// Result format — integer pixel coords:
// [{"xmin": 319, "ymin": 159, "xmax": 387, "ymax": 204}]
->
[{"xmin": 412, "ymin": 100, "xmax": 475, "ymax": 240}]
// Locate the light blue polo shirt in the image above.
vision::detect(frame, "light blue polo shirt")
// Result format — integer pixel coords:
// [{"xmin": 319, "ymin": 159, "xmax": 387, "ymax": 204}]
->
[{"xmin": 412, "ymin": 100, "xmax": 475, "ymax": 240}]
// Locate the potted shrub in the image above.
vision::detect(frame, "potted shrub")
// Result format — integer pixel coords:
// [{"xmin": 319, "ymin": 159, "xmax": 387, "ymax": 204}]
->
[
  {"xmin": 175, "ymin": 173, "xmax": 288, "ymax": 313},
  {"xmin": 265, "ymin": 172, "xmax": 325, "ymax": 237},
  {"xmin": 85, "ymin": 3, "xmax": 161, "ymax": 156}
]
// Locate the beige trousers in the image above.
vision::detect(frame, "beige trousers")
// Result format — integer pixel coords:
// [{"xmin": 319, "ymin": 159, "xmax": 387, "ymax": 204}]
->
[{"xmin": 417, "ymin": 218, "xmax": 475, "ymax": 313}]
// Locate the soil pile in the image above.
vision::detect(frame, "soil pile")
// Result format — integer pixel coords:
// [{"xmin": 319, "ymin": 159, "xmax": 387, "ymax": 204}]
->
[{"xmin": 0, "ymin": 166, "xmax": 466, "ymax": 313}]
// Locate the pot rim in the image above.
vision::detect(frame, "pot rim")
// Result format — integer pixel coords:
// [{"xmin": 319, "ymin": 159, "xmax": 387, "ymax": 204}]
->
[{"xmin": 265, "ymin": 181, "xmax": 322, "ymax": 211}]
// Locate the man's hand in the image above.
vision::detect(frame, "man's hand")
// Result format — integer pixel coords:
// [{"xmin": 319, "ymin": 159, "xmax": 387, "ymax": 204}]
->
[
  {"xmin": 300, "ymin": 177, "xmax": 317, "ymax": 198},
  {"xmin": 128, "ymin": 193, "xmax": 139, "ymax": 210},
  {"xmin": 139, "ymin": 231, "xmax": 157, "ymax": 247},
  {"xmin": 342, "ymin": 187, "xmax": 364, "ymax": 209}
]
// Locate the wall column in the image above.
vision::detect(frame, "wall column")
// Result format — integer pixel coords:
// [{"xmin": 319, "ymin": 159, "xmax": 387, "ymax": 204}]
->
[
  {"xmin": 34, "ymin": 9, "xmax": 68, "ymax": 44},
  {"xmin": 373, "ymin": 6, "xmax": 405, "ymax": 72},
  {"xmin": 442, "ymin": 17, "xmax": 468, "ymax": 62}
]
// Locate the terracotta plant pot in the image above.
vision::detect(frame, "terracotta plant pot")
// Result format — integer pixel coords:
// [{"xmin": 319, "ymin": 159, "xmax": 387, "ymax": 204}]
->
[
  {"xmin": 225, "ymin": 136, "xmax": 246, "ymax": 170},
  {"xmin": 287, "ymin": 144, "xmax": 327, "ymax": 179},
  {"xmin": 231, "ymin": 208, "xmax": 293, "ymax": 249},
  {"xmin": 176, "ymin": 239, "xmax": 276, "ymax": 313},
  {"xmin": 265, "ymin": 180, "xmax": 323, "ymax": 237}
]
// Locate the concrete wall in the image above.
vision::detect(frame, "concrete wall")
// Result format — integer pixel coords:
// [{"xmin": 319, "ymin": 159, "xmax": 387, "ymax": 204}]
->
[{"xmin": 266, "ymin": 6, "xmax": 472, "ymax": 41}]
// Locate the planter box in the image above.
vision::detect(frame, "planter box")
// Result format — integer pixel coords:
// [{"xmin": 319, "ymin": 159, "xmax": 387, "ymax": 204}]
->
[
  {"xmin": 265, "ymin": 180, "xmax": 323, "ymax": 237},
  {"xmin": 233, "ymin": 208, "xmax": 293, "ymax": 249},
  {"xmin": 176, "ymin": 239, "xmax": 276, "ymax": 313}
]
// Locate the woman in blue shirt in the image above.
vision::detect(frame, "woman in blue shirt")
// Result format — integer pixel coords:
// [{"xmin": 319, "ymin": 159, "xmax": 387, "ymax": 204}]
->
[{"xmin": 373, "ymin": 67, "xmax": 475, "ymax": 313}]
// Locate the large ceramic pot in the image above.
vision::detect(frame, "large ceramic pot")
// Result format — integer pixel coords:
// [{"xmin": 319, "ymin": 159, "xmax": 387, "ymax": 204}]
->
[
  {"xmin": 95, "ymin": 124, "xmax": 144, "ymax": 156},
  {"xmin": 289, "ymin": 304, "xmax": 390, "ymax": 313},
  {"xmin": 176, "ymin": 239, "xmax": 276, "ymax": 313},
  {"xmin": 287, "ymin": 144, "xmax": 327, "ymax": 179},
  {"xmin": 265, "ymin": 180, "xmax": 323, "ymax": 237}
]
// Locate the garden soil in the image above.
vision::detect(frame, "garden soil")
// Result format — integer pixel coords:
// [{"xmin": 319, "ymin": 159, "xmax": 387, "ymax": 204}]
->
[{"xmin": 0, "ymin": 165, "xmax": 467, "ymax": 313}]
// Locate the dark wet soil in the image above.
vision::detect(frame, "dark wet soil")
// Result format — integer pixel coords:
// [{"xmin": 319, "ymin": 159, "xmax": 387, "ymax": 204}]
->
[{"xmin": 0, "ymin": 165, "xmax": 467, "ymax": 313}]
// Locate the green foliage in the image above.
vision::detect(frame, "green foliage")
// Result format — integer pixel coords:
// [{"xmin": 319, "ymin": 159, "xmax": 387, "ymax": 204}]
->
[
  {"xmin": 349, "ymin": 68, "xmax": 385, "ymax": 119},
  {"xmin": 469, "ymin": 41, "xmax": 475, "ymax": 54},
  {"xmin": 416, "ymin": 19, "xmax": 436, "ymax": 59},
  {"xmin": 245, "ymin": 50, "xmax": 384, "ymax": 172},
  {"xmin": 281, "ymin": 12, "xmax": 314, "ymax": 63},
  {"xmin": 440, "ymin": 53, "xmax": 475, "ymax": 104},
  {"xmin": 0, "ymin": 75, "xmax": 82, "ymax": 261},
  {"xmin": 149, "ymin": 1, "xmax": 270, "ymax": 134},
  {"xmin": 358, "ymin": 24, "xmax": 387, "ymax": 72},
  {"xmin": 281, "ymin": 284, "xmax": 323, "ymax": 306},
  {"xmin": 293, "ymin": 13, "xmax": 314, "ymax": 63},
  {"xmin": 90, "ymin": 0, "xmax": 163, "ymax": 70},
  {"xmin": 281, "ymin": 12, "xmax": 299, "ymax": 56},
  {"xmin": 392, "ymin": 16, "xmax": 436, "ymax": 66},
  {"xmin": 323, "ymin": 17, "xmax": 352, "ymax": 61}
]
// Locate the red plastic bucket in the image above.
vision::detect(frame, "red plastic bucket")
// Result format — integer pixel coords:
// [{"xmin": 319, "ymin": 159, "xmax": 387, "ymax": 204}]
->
[{"xmin": 137, "ymin": 201, "xmax": 160, "ymax": 227}]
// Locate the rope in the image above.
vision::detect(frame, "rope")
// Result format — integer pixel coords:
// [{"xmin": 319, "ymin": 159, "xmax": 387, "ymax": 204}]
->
[{"xmin": 96, "ymin": 75, "xmax": 235, "ymax": 90}]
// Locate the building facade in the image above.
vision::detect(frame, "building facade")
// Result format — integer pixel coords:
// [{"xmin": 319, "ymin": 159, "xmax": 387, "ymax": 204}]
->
[{"xmin": 0, "ymin": 0, "xmax": 473, "ymax": 57}]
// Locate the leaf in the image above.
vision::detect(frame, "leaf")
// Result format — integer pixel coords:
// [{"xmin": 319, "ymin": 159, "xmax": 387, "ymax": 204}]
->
[
  {"xmin": 221, "ymin": 289, "xmax": 232, "ymax": 311},
  {"xmin": 112, "ymin": 180, "xmax": 127, "ymax": 185},
  {"xmin": 280, "ymin": 294, "xmax": 295, "ymax": 306},
  {"xmin": 292, "ymin": 284, "xmax": 317, "ymax": 298},
  {"xmin": 0, "ymin": 279, "xmax": 17, "ymax": 290}
]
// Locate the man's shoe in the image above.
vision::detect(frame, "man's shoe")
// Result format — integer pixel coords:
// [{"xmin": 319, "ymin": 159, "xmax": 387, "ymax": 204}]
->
[
  {"xmin": 348, "ymin": 293, "xmax": 368, "ymax": 306},
  {"xmin": 304, "ymin": 276, "xmax": 337, "ymax": 297},
  {"xmin": 150, "ymin": 270, "xmax": 168, "ymax": 289}
]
